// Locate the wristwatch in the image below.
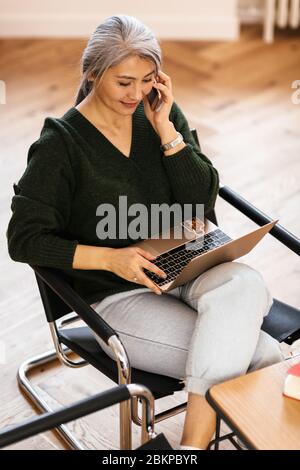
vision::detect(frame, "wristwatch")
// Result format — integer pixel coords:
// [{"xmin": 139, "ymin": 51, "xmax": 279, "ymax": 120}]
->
[{"xmin": 160, "ymin": 131, "xmax": 184, "ymax": 151}]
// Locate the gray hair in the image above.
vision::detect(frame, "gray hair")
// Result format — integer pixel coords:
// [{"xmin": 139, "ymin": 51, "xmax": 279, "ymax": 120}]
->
[{"xmin": 74, "ymin": 15, "xmax": 162, "ymax": 105}]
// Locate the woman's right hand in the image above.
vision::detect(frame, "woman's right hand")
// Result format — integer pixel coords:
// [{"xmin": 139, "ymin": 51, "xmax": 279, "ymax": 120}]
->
[{"xmin": 107, "ymin": 246, "xmax": 167, "ymax": 295}]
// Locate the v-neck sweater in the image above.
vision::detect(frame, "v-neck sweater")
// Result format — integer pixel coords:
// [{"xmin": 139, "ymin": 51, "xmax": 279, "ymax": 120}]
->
[{"xmin": 7, "ymin": 101, "xmax": 219, "ymax": 304}]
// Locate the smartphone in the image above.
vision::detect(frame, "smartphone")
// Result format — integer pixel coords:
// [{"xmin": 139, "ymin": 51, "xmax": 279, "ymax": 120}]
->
[{"xmin": 147, "ymin": 84, "xmax": 161, "ymax": 111}]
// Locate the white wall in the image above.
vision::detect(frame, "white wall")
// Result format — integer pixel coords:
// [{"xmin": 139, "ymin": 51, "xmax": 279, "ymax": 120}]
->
[{"xmin": 0, "ymin": 0, "xmax": 240, "ymax": 40}]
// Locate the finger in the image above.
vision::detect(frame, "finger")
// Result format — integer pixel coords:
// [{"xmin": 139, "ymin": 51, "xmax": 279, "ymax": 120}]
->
[
  {"xmin": 157, "ymin": 70, "xmax": 172, "ymax": 85},
  {"xmin": 143, "ymin": 260, "xmax": 167, "ymax": 279},
  {"xmin": 153, "ymin": 82, "xmax": 169, "ymax": 92},
  {"xmin": 131, "ymin": 275, "xmax": 140, "ymax": 284},
  {"xmin": 135, "ymin": 247, "xmax": 157, "ymax": 260},
  {"xmin": 158, "ymin": 70, "xmax": 170, "ymax": 78},
  {"xmin": 152, "ymin": 82, "xmax": 172, "ymax": 101},
  {"xmin": 139, "ymin": 272, "xmax": 162, "ymax": 295},
  {"xmin": 156, "ymin": 73, "xmax": 172, "ymax": 92}
]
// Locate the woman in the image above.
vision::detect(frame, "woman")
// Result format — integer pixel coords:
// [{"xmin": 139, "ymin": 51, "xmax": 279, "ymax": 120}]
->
[{"xmin": 7, "ymin": 15, "xmax": 283, "ymax": 450}]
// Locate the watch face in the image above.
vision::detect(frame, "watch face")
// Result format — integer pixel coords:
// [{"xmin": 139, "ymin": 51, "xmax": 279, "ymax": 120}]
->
[
  {"xmin": 171, "ymin": 133, "xmax": 181, "ymax": 147},
  {"xmin": 162, "ymin": 132, "xmax": 183, "ymax": 151}
]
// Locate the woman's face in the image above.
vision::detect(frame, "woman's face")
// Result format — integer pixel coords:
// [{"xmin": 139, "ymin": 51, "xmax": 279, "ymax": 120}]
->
[{"xmin": 91, "ymin": 55, "xmax": 156, "ymax": 115}]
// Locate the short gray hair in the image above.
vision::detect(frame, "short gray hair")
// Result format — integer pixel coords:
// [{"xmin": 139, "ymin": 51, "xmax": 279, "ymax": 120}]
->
[{"xmin": 74, "ymin": 15, "xmax": 162, "ymax": 105}]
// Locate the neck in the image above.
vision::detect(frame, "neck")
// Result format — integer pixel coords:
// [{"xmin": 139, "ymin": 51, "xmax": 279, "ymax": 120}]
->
[{"xmin": 78, "ymin": 93, "xmax": 131, "ymax": 131}]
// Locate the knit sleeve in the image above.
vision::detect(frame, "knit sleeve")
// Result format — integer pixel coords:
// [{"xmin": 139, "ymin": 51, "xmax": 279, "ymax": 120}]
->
[
  {"xmin": 6, "ymin": 132, "xmax": 79, "ymax": 269},
  {"xmin": 162, "ymin": 101, "xmax": 219, "ymax": 215}
]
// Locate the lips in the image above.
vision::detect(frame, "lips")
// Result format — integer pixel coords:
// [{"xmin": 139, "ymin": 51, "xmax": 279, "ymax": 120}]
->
[{"xmin": 121, "ymin": 101, "xmax": 138, "ymax": 105}]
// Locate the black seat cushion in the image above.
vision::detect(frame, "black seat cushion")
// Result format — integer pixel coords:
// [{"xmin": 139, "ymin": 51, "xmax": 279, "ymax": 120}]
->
[
  {"xmin": 59, "ymin": 327, "xmax": 184, "ymax": 399},
  {"xmin": 262, "ymin": 298, "xmax": 300, "ymax": 344}
]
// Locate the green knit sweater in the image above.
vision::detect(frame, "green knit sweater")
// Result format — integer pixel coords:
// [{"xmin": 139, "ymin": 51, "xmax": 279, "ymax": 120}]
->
[{"xmin": 7, "ymin": 101, "xmax": 219, "ymax": 304}]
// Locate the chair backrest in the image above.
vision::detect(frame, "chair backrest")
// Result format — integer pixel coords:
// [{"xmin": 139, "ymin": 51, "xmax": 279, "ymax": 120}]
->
[
  {"xmin": 191, "ymin": 128, "xmax": 218, "ymax": 226},
  {"xmin": 32, "ymin": 265, "xmax": 117, "ymax": 343},
  {"xmin": 190, "ymin": 128, "xmax": 201, "ymax": 149},
  {"xmin": 34, "ymin": 268, "xmax": 73, "ymax": 322}
]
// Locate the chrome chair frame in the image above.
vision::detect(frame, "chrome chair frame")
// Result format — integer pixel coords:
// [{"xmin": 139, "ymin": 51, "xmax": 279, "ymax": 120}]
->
[
  {"xmin": 18, "ymin": 325, "xmax": 135, "ymax": 450},
  {"xmin": 0, "ymin": 383, "xmax": 157, "ymax": 449},
  {"xmin": 18, "ymin": 308, "xmax": 186, "ymax": 450}
]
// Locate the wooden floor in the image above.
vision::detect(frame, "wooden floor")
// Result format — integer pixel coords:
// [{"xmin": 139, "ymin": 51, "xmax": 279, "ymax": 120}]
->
[{"xmin": 0, "ymin": 25, "xmax": 299, "ymax": 450}]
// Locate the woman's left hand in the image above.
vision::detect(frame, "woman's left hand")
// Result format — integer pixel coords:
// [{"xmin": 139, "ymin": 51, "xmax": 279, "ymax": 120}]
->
[{"xmin": 143, "ymin": 70, "xmax": 174, "ymax": 136}]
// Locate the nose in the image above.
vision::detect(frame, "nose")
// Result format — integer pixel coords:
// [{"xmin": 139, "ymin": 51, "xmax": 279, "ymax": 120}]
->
[{"xmin": 128, "ymin": 84, "xmax": 144, "ymax": 102}]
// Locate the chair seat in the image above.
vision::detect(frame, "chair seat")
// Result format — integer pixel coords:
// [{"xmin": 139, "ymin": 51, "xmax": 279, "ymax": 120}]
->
[
  {"xmin": 262, "ymin": 298, "xmax": 300, "ymax": 344},
  {"xmin": 59, "ymin": 327, "xmax": 184, "ymax": 399}
]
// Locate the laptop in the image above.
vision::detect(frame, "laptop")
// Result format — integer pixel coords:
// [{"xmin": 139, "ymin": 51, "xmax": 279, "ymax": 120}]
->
[{"xmin": 133, "ymin": 217, "xmax": 278, "ymax": 293}]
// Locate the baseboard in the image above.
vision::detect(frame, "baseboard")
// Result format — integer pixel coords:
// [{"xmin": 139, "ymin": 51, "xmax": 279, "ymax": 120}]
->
[{"xmin": 0, "ymin": 14, "xmax": 240, "ymax": 40}]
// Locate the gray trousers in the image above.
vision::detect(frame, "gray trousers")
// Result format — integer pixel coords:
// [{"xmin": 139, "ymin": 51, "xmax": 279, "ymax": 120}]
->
[{"xmin": 91, "ymin": 261, "xmax": 284, "ymax": 395}]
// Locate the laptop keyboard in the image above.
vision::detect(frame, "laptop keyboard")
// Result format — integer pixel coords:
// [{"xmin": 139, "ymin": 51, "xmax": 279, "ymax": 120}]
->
[{"xmin": 144, "ymin": 228, "xmax": 232, "ymax": 287}]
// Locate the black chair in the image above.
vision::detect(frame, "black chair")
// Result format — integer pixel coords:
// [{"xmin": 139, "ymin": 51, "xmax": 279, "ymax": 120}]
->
[
  {"xmin": 14, "ymin": 129, "xmax": 300, "ymax": 450},
  {"xmin": 0, "ymin": 383, "xmax": 172, "ymax": 450}
]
